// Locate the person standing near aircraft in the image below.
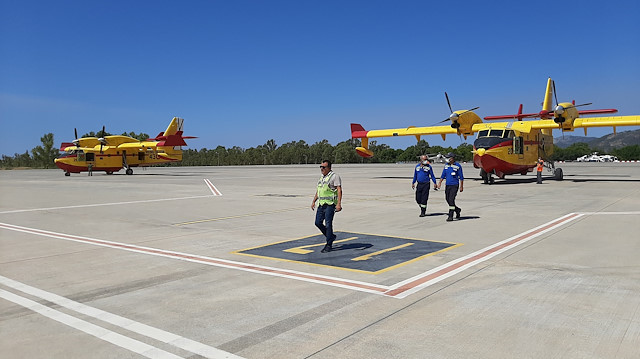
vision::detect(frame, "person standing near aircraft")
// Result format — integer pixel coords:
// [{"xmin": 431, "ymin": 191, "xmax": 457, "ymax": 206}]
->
[
  {"xmin": 437, "ymin": 153, "xmax": 464, "ymax": 222},
  {"xmin": 412, "ymin": 155, "xmax": 437, "ymax": 217},
  {"xmin": 536, "ymin": 157, "xmax": 544, "ymax": 184},
  {"xmin": 311, "ymin": 160, "xmax": 342, "ymax": 253}
]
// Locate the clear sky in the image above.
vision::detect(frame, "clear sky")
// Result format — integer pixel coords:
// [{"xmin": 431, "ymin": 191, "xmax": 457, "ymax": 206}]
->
[{"xmin": 1, "ymin": 0, "xmax": 639, "ymax": 157}]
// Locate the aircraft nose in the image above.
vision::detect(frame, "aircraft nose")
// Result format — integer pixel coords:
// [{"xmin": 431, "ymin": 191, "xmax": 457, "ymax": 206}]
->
[{"xmin": 475, "ymin": 148, "xmax": 486, "ymax": 156}]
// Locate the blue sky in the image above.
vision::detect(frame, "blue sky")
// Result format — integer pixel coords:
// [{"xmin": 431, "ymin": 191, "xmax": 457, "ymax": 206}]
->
[{"xmin": 1, "ymin": 0, "xmax": 639, "ymax": 156}]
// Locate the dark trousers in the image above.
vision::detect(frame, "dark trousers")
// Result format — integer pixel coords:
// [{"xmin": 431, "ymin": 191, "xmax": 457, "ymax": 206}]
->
[
  {"xmin": 315, "ymin": 204, "xmax": 336, "ymax": 244},
  {"xmin": 445, "ymin": 185, "xmax": 460, "ymax": 213},
  {"xmin": 537, "ymin": 171, "xmax": 542, "ymax": 184},
  {"xmin": 415, "ymin": 182, "xmax": 431, "ymax": 207}
]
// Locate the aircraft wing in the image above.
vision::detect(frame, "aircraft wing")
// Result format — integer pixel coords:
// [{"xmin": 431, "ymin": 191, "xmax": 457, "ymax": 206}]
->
[
  {"xmin": 351, "ymin": 123, "xmax": 458, "ymax": 139},
  {"xmin": 573, "ymin": 116, "xmax": 640, "ymax": 128}
]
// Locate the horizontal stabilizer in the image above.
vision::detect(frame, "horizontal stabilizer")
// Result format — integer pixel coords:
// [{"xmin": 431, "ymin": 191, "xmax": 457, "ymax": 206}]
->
[
  {"xmin": 351, "ymin": 123, "xmax": 369, "ymax": 138},
  {"xmin": 59, "ymin": 142, "xmax": 75, "ymax": 151}
]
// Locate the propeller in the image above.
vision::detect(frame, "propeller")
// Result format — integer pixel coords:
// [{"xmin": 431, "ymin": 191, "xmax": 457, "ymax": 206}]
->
[
  {"xmin": 98, "ymin": 125, "xmax": 106, "ymax": 153},
  {"xmin": 72, "ymin": 128, "xmax": 80, "ymax": 146},
  {"xmin": 436, "ymin": 92, "xmax": 479, "ymax": 129}
]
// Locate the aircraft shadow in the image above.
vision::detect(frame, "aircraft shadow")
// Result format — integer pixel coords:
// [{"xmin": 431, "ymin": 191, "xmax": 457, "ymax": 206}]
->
[{"xmin": 472, "ymin": 176, "xmax": 640, "ymax": 184}]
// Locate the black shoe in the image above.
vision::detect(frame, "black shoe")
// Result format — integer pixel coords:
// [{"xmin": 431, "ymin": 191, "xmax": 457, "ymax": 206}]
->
[
  {"xmin": 455, "ymin": 208, "xmax": 461, "ymax": 219},
  {"xmin": 321, "ymin": 245, "xmax": 332, "ymax": 253},
  {"xmin": 446, "ymin": 217, "xmax": 453, "ymax": 222},
  {"xmin": 419, "ymin": 213, "xmax": 426, "ymax": 217}
]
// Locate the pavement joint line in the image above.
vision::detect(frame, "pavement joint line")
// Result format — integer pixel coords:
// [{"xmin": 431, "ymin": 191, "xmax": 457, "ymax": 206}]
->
[
  {"xmin": 0, "ymin": 195, "xmax": 216, "ymax": 215},
  {"xmin": 0, "ymin": 275, "xmax": 244, "ymax": 359}
]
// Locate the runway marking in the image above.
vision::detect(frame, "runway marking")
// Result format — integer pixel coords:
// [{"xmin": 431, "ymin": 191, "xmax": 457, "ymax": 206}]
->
[
  {"xmin": 383, "ymin": 212, "xmax": 584, "ymax": 298},
  {"xmin": 0, "ymin": 289, "xmax": 183, "ymax": 359},
  {"xmin": 0, "ymin": 275, "xmax": 243, "ymax": 359},
  {"xmin": 1, "ymin": 212, "xmax": 632, "ymax": 299},
  {"xmin": 352, "ymin": 243, "xmax": 414, "ymax": 262},
  {"xmin": 0, "ymin": 195, "xmax": 215, "ymax": 214},
  {"xmin": 284, "ymin": 237, "xmax": 358, "ymax": 254},
  {"xmin": 0, "ymin": 222, "xmax": 389, "ymax": 295},
  {"xmin": 204, "ymin": 179, "xmax": 222, "ymax": 196}
]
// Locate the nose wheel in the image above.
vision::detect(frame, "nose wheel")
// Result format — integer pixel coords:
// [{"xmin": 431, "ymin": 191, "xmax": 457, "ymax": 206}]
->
[{"xmin": 126, "ymin": 168, "xmax": 133, "ymax": 175}]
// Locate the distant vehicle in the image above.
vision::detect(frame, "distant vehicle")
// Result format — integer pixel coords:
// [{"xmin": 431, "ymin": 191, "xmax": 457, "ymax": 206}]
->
[{"xmin": 576, "ymin": 153, "xmax": 618, "ymax": 162}]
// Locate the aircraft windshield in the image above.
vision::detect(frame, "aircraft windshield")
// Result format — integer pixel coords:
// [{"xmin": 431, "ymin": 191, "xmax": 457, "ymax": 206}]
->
[{"xmin": 477, "ymin": 129, "xmax": 516, "ymax": 139}]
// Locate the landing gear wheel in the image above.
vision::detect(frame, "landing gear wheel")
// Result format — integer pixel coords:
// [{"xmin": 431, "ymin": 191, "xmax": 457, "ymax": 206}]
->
[
  {"xmin": 126, "ymin": 168, "xmax": 133, "ymax": 175},
  {"xmin": 106, "ymin": 171, "xmax": 113, "ymax": 175},
  {"xmin": 65, "ymin": 172, "xmax": 70, "ymax": 176},
  {"xmin": 554, "ymin": 168, "xmax": 563, "ymax": 181}
]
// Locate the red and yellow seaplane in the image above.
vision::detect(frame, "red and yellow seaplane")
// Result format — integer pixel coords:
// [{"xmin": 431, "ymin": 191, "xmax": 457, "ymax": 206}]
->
[
  {"xmin": 55, "ymin": 117, "xmax": 195, "ymax": 176},
  {"xmin": 351, "ymin": 78, "xmax": 640, "ymax": 183}
]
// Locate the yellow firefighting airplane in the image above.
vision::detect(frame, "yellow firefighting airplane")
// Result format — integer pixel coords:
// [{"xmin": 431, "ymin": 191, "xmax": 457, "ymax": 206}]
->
[
  {"xmin": 55, "ymin": 117, "xmax": 195, "ymax": 176},
  {"xmin": 351, "ymin": 78, "xmax": 640, "ymax": 183}
]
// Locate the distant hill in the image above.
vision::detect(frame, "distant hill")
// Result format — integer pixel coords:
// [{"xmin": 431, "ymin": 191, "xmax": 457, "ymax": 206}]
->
[
  {"xmin": 554, "ymin": 129, "xmax": 640, "ymax": 151},
  {"xmin": 589, "ymin": 129, "xmax": 640, "ymax": 152}
]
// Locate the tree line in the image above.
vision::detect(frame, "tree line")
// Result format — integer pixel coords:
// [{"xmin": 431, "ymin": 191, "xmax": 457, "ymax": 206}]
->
[{"xmin": 1, "ymin": 133, "xmax": 639, "ymax": 169}]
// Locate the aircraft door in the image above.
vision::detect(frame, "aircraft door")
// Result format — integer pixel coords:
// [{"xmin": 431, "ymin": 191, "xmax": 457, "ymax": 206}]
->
[{"xmin": 513, "ymin": 136, "xmax": 524, "ymax": 157}]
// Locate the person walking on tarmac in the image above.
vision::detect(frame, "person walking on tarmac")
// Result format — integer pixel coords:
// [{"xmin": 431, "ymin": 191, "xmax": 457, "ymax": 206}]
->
[
  {"xmin": 412, "ymin": 155, "xmax": 437, "ymax": 217},
  {"xmin": 311, "ymin": 160, "xmax": 342, "ymax": 253},
  {"xmin": 436, "ymin": 153, "xmax": 464, "ymax": 222},
  {"xmin": 536, "ymin": 157, "xmax": 544, "ymax": 184}
]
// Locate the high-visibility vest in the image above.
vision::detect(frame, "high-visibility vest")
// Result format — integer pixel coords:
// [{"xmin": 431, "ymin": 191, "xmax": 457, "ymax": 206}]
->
[
  {"xmin": 537, "ymin": 160, "xmax": 544, "ymax": 172},
  {"xmin": 317, "ymin": 172, "xmax": 338, "ymax": 205}
]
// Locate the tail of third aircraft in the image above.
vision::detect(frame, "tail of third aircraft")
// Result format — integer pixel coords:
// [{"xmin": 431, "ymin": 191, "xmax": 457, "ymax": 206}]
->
[{"xmin": 542, "ymin": 77, "xmax": 554, "ymax": 113}]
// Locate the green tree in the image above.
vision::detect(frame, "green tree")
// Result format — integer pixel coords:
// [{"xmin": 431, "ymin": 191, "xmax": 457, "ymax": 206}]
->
[{"xmin": 31, "ymin": 133, "xmax": 59, "ymax": 168}]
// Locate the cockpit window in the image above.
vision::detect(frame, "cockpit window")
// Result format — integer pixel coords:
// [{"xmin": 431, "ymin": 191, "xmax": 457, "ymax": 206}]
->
[
  {"xmin": 489, "ymin": 129, "xmax": 504, "ymax": 137},
  {"xmin": 504, "ymin": 130, "xmax": 515, "ymax": 138},
  {"xmin": 477, "ymin": 130, "xmax": 489, "ymax": 138}
]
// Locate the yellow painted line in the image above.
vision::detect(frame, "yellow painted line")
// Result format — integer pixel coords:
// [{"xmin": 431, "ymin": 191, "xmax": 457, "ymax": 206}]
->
[
  {"xmin": 351, "ymin": 243, "xmax": 414, "ymax": 261},
  {"xmin": 284, "ymin": 237, "xmax": 358, "ymax": 254}
]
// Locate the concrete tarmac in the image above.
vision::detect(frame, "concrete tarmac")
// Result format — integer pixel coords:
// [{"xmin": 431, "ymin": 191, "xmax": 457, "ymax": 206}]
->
[{"xmin": 1, "ymin": 162, "xmax": 639, "ymax": 358}]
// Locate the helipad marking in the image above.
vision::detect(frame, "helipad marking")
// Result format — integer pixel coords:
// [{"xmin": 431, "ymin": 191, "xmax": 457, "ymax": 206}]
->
[
  {"xmin": 284, "ymin": 237, "xmax": 358, "ymax": 254},
  {"xmin": 352, "ymin": 243, "xmax": 414, "ymax": 262},
  {"xmin": 234, "ymin": 232, "xmax": 460, "ymax": 274}
]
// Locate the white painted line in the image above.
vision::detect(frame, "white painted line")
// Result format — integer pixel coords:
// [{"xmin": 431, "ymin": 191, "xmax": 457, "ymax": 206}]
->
[
  {"xmin": 0, "ymin": 275, "xmax": 244, "ymax": 359},
  {"xmin": 204, "ymin": 179, "xmax": 223, "ymax": 196},
  {"xmin": 0, "ymin": 289, "xmax": 183, "ymax": 359},
  {"xmin": 384, "ymin": 213, "xmax": 584, "ymax": 298},
  {"xmin": 0, "ymin": 195, "xmax": 215, "ymax": 214},
  {"xmin": 0, "ymin": 223, "xmax": 389, "ymax": 295}
]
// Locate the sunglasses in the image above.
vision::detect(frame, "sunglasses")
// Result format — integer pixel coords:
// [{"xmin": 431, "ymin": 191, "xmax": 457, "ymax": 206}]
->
[{"xmin": 319, "ymin": 166, "xmax": 327, "ymax": 169}]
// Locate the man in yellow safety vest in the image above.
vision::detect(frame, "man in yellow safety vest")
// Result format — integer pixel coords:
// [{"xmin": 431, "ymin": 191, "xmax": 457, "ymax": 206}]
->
[{"xmin": 311, "ymin": 160, "xmax": 343, "ymax": 252}]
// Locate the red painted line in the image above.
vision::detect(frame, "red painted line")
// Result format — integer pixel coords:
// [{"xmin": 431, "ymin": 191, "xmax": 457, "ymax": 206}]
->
[
  {"xmin": 0, "ymin": 222, "xmax": 387, "ymax": 294},
  {"xmin": 383, "ymin": 213, "xmax": 582, "ymax": 297},
  {"xmin": 204, "ymin": 179, "xmax": 222, "ymax": 196}
]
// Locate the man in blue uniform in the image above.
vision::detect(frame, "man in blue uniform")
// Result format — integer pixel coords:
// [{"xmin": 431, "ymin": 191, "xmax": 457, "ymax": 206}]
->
[
  {"xmin": 436, "ymin": 153, "xmax": 464, "ymax": 222},
  {"xmin": 412, "ymin": 155, "xmax": 437, "ymax": 217}
]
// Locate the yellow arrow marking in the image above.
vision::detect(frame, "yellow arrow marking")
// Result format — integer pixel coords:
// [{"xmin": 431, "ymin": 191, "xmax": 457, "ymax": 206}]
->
[
  {"xmin": 284, "ymin": 236, "xmax": 358, "ymax": 254},
  {"xmin": 351, "ymin": 243, "xmax": 414, "ymax": 261}
]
